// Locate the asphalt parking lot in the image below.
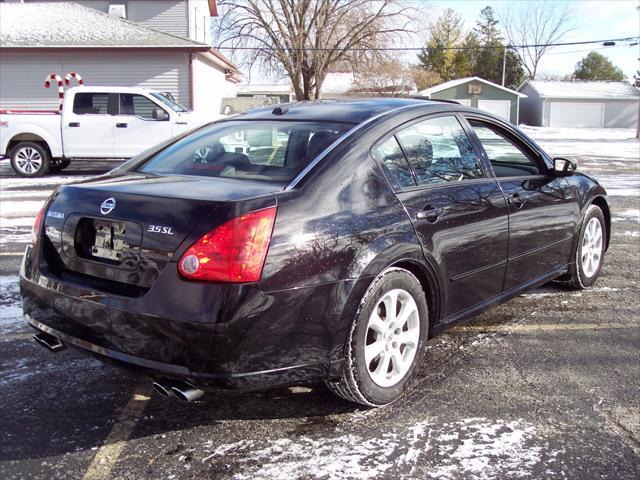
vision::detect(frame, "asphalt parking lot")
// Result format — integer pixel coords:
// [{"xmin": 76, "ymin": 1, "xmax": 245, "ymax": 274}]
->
[{"xmin": 1, "ymin": 128, "xmax": 639, "ymax": 479}]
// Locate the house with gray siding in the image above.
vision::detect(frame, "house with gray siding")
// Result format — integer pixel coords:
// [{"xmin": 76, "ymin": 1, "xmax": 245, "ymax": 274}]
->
[
  {"xmin": 518, "ymin": 80, "xmax": 639, "ymax": 128},
  {"xmin": 417, "ymin": 77, "xmax": 525, "ymax": 124},
  {"xmin": 0, "ymin": 1, "xmax": 240, "ymax": 114}
]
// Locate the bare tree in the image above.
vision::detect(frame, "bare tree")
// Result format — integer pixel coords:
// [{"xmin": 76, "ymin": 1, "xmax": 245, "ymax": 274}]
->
[
  {"xmin": 351, "ymin": 60, "xmax": 416, "ymax": 96},
  {"xmin": 216, "ymin": 0, "xmax": 414, "ymax": 100},
  {"xmin": 499, "ymin": 1, "xmax": 573, "ymax": 79}
]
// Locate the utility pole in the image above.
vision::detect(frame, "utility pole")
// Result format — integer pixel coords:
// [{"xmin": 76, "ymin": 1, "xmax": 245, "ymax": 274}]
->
[{"xmin": 501, "ymin": 45, "xmax": 508, "ymax": 86}]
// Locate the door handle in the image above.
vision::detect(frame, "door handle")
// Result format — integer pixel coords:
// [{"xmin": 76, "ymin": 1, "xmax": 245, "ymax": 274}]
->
[
  {"xmin": 175, "ymin": 121, "xmax": 188, "ymax": 125},
  {"xmin": 508, "ymin": 193, "xmax": 526, "ymax": 208},
  {"xmin": 68, "ymin": 122, "xmax": 80, "ymax": 127},
  {"xmin": 116, "ymin": 123, "xmax": 128, "ymax": 128},
  {"xmin": 416, "ymin": 207, "xmax": 442, "ymax": 222}
]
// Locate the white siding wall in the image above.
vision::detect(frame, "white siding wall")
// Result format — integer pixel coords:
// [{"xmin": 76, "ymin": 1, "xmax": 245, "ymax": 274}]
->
[
  {"xmin": 128, "ymin": 1, "xmax": 189, "ymax": 39},
  {"xmin": 188, "ymin": 0, "xmax": 212, "ymax": 45},
  {"xmin": 0, "ymin": 51, "xmax": 190, "ymax": 110},
  {"xmin": 192, "ymin": 55, "xmax": 237, "ymax": 114}
]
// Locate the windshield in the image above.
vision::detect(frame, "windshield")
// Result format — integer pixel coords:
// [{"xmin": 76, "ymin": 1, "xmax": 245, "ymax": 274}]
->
[
  {"xmin": 150, "ymin": 92, "xmax": 189, "ymax": 112},
  {"xmin": 138, "ymin": 120, "xmax": 353, "ymax": 183}
]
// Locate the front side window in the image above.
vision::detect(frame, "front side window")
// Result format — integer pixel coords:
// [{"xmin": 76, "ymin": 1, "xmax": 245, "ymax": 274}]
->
[
  {"xmin": 396, "ymin": 116, "xmax": 483, "ymax": 185},
  {"xmin": 72, "ymin": 93, "xmax": 109, "ymax": 115},
  {"xmin": 470, "ymin": 121, "xmax": 541, "ymax": 177},
  {"xmin": 119, "ymin": 94, "xmax": 163, "ymax": 120},
  {"xmin": 139, "ymin": 121, "xmax": 351, "ymax": 183}
]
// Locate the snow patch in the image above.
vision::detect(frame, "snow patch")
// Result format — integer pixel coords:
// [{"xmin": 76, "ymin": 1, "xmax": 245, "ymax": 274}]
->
[
  {"xmin": 204, "ymin": 418, "xmax": 553, "ymax": 480},
  {"xmin": 0, "ymin": 276, "xmax": 26, "ymax": 335}
]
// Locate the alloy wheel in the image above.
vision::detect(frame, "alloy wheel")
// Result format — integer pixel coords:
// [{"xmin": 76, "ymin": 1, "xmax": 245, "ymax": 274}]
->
[
  {"xmin": 581, "ymin": 217, "xmax": 603, "ymax": 278},
  {"xmin": 14, "ymin": 147, "xmax": 43, "ymax": 175},
  {"xmin": 364, "ymin": 288, "xmax": 420, "ymax": 388}
]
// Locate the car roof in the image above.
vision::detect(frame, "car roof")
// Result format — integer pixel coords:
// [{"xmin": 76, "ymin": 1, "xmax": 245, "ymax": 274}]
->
[
  {"xmin": 236, "ymin": 98, "xmax": 458, "ymax": 124},
  {"xmin": 66, "ymin": 86, "xmax": 160, "ymax": 94}
]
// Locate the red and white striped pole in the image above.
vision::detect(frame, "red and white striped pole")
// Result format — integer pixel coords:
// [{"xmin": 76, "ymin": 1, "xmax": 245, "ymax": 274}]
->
[
  {"xmin": 64, "ymin": 72, "xmax": 84, "ymax": 87},
  {"xmin": 44, "ymin": 73, "xmax": 64, "ymax": 112}
]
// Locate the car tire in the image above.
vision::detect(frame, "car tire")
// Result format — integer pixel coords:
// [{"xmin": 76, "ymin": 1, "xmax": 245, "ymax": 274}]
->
[
  {"xmin": 49, "ymin": 158, "xmax": 71, "ymax": 172},
  {"xmin": 326, "ymin": 267, "xmax": 429, "ymax": 407},
  {"xmin": 10, "ymin": 142, "xmax": 50, "ymax": 177},
  {"xmin": 564, "ymin": 204, "xmax": 607, "ymax": 289}
]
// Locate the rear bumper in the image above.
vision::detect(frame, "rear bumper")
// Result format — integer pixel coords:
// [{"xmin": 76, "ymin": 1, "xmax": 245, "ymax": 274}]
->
[{"xmin": 20, "ymin": 246, "xmax": 352, "ymax": 391}]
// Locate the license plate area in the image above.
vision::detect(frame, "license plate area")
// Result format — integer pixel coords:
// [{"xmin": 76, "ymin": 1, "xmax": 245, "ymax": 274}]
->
[{"xmin": 72, "ymin": 218, "xmax": 141, "ymax": 268}]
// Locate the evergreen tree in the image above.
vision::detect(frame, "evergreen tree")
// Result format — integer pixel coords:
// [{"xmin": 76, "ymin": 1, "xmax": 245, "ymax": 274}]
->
[
  {"xmin": 417, "ymin": 9, "xmax": 463, "ymax": 81},
  {"xmin": 417, "ymin": 5, "xmax": 525, "ymax": 89},
  {"xmin": 573, "ymin": 52, "xmax": 626, "ymax": 81}
]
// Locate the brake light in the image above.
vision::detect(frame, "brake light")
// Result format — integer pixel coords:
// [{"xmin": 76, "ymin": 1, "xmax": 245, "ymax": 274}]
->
[
  {"xmin": 31, "ymin": 205, "xmax": 45, "ymax": 245},
  {"xmin": 178, "ymin": 206, "xmax": 277, "ymax": 282}
]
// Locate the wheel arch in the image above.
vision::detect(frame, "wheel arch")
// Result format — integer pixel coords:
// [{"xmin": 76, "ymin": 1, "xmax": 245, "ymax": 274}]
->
[
  {"xmin": 330, "ymin": 239, "xmax": 444, "ymax": 363},
  {"xmin": 8, "ymin": 133, "xmax": 53, "ymax": 159}
]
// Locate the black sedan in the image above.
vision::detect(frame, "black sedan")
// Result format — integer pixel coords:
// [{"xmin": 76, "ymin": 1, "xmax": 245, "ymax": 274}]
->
[{"xmin": 21, "ymin": 99, "xmax": 609, "ymax": 406}]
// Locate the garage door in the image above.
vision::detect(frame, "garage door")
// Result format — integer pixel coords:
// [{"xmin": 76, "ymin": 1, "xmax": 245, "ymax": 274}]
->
[
  {"xmin": 455, "ymin": 99, "xmax": 471, "ymax": 107},
  {"xmin": 549, "ymin": 102, "xmax": 604, "ymax": 128},
  {"xmin": 477, "ymin": 100, "xmax": 511, "ymax": 121}
]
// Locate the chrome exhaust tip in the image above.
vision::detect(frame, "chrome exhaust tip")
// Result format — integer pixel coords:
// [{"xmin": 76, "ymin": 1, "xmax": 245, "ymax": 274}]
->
[
  {"xmin": 170, "ymin": 385, "xmax": 205, "ymax": 402},
  {"xmin": 33, "ymin": 332, "xmax": 65, "ymax": 352},
  {"xmin": 151, "ymin": 381, "xmax": 173, "ymax": 397}
]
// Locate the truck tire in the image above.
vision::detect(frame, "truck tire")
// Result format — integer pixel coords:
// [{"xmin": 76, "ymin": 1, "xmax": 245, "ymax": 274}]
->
[
  {"xmin": 49, "ymin": 158, "xmax": 71, "ymax": 172},
  {"xmin": 10, "ymin": 142, "xmax": 50, "ymax": 177}
]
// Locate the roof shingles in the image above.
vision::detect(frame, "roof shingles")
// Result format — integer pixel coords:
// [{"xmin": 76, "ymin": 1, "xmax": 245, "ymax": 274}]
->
[
  {"xmin": 0, "ymin": 2, "xmax": 208, "ymax": 49},
  {"xmin": 525, "ymin": 80, "xmax": 639, "ymax": 99}
]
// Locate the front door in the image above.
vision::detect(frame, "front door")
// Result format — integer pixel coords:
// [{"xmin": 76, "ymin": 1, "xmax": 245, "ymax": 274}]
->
[
  {"xmin": 467, "ymin": 118, "xmax": 577, "ymax": 290},
  {"xmin": 113, "ymin": 93, "xmax": 172, "ymax": 158},
  {"xmin": 63, "ymin": 91, "xmax": 114, "ymax": 157},
  {"xmin": 373, "ymin": 114, "xmax": 509, "ymax": 318}
]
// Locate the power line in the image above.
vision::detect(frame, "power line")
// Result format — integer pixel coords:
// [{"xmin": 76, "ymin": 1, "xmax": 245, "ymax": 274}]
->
[{"xmin": 217, "ymin": 36, "xmax": 640, "ymax": 52}]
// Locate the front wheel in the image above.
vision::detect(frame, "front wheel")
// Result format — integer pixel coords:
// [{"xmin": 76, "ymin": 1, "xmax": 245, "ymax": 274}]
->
[
  {"xmin": 327, "ymin": 267, "xmax": 429, "ymax": 406},
  {"xmin": 10, "ymin": 142, "xmax": 50, "ymax": 177},
  {"xmin": 565, "ymin": 204, "xmax": 607, "ymax": 289}
]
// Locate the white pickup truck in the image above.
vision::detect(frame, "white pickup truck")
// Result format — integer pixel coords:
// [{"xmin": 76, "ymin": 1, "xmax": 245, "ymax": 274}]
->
[{"xmin": 0, "ymin": 86, "xmax": 217, "ymax": 177}]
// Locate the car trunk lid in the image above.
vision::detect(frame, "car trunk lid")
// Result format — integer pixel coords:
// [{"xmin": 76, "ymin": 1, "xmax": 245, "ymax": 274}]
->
[{"xmin": 40, "ymin": 173, "xmax": 280, "ymax": 292}]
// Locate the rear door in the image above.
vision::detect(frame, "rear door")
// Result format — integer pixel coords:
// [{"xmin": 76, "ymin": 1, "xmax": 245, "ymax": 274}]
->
[
  {"xmin": 465, "ymin": 117, "xmax": 577, "ymax": 290},
  {"xmin": 373, "ymin": 114, "xmax": 509, "ymax": 319},
  {"xmin": 113, "ymin": 93, "xmax": 172, "ymax": 158},
  {"xmin": 63, "ymin": 91, "xmax": 114, "ymax": 157}
]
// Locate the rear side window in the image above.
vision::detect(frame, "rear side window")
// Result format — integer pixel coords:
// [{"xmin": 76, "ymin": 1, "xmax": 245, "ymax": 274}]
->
[
  {"xmin": 73, "ymin": 93, "xmax": 109, "ymax": 115},
  {"xmin": 139, "ymin": 121, "xmax": 351, "ymax": 183},
  {"xmin": 119, "ymin": 94, "xmax": 161, "ymax": 120},
  {"xmin": 396, "ymin": 116, "xmax": 483, "ymax": 185},
  {"xmin": 374, "ymin": 137, "xmax": 416, "ymax": 188}
]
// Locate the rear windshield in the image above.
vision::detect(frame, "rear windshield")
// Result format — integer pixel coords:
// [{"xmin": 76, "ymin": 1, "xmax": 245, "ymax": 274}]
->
[{"xmin": 138, "ymin": 120, "xmax": 352, "ymax": 182}]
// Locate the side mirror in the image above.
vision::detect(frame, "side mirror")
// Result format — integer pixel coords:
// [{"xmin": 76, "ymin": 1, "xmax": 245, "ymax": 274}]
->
[
  {"xmin": 553, "ymin": 157, "xmax": 576, "ymax": 175},
  {"xmin": 152, "ymin": 108, "xmax": 168, "ymax": 121}
]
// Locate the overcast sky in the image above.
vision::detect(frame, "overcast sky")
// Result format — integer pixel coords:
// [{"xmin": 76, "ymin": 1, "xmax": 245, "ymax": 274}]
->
[{"xmin": 426, "ymin": 0, "xmax": 639, "ymax": 79}]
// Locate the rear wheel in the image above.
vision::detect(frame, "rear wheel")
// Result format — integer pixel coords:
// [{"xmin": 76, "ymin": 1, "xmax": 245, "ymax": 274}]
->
[
  {"xmin": 564, "ymin": 205, "xmax": 606, "ymax": 289},
  {"xmin": 10, "ymin": 142, "xmax": 50, "ymax": 177},
  {"xmin": 327, "ymin": 267, "xmax": 428, "ymax": 406}
]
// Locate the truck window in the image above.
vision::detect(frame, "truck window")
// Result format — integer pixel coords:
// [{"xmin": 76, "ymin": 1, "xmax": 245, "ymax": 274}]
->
[
  {"xmin": 119, "ymin": 94, "xmax": 163, "ymax": 120},
  {"xmin": 73, "ymin": 93, "xmax": 109, "ymax": 115}
]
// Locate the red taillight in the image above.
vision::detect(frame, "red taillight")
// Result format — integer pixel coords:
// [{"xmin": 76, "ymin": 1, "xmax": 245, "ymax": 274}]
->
[
  {"xmin": 31, "ymin": 206, "xmax": 45, "ymax": 245},
  {"xmin": 178, "ymin": 206, "xmax": 277, "ymax": 283}
]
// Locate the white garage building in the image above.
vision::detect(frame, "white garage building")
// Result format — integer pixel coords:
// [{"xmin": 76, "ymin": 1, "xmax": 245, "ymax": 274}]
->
[
  {"xmin": 0, "ymin": 1, "xmax": 241, "ymax": 114},
  {"xmin": 518, "ymin": 80, "xmax": 639, "ymax": 128}
]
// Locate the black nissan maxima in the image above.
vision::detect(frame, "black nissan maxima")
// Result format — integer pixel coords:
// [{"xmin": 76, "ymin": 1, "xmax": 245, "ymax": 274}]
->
[{"xmin": 21, "ymin": 99, "xmax": 610, "ymax": 406}]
